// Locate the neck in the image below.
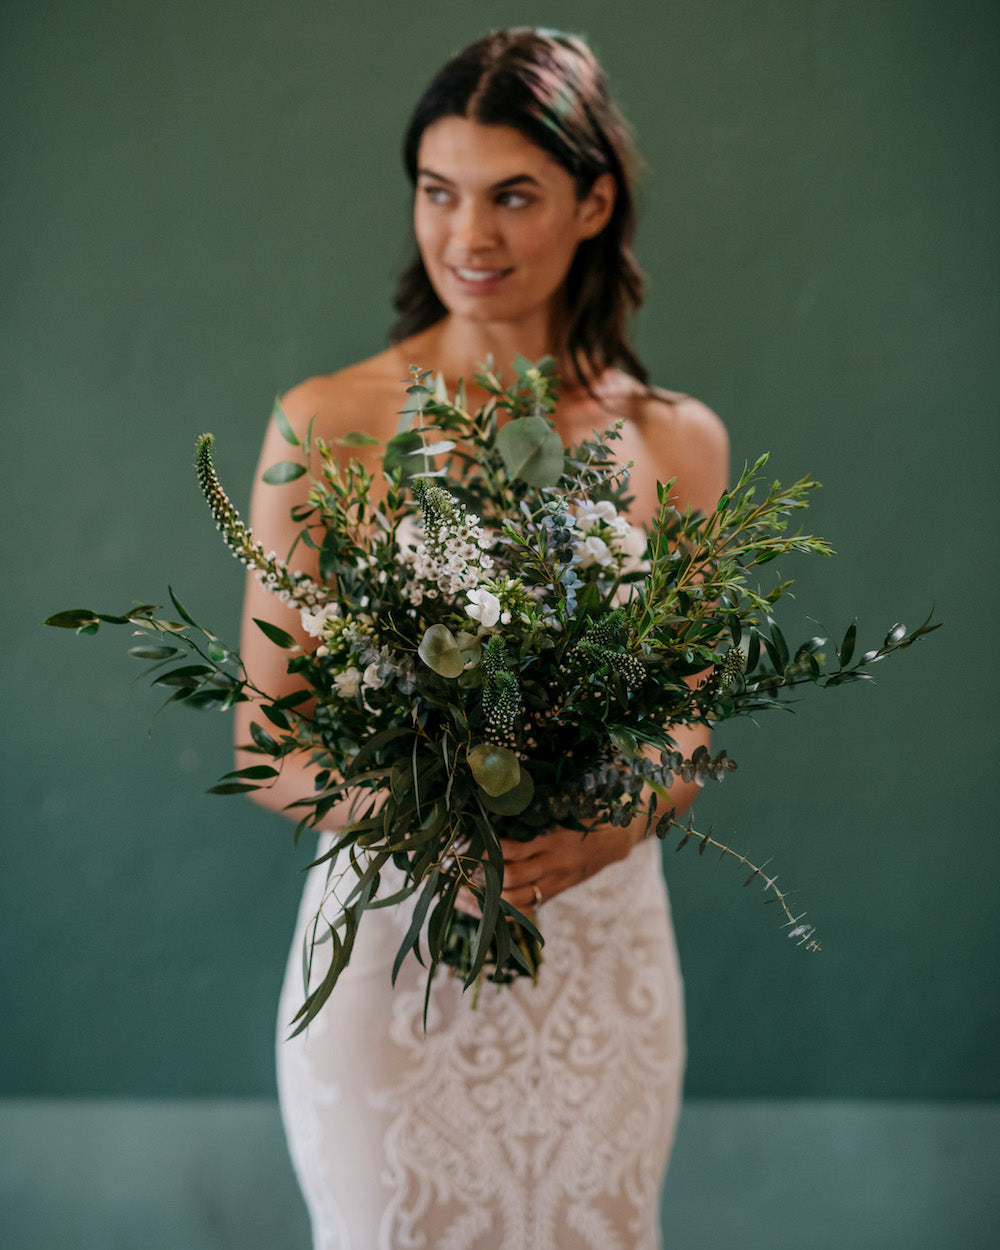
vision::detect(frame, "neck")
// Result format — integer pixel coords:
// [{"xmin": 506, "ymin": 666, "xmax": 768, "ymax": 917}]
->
[{"xmin": 402, "ymin": 310, "xmax": 574, "ymax": 391}]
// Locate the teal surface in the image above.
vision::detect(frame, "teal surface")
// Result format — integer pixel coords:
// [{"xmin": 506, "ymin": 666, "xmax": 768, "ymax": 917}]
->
[
  {"xmin": 1, "ymin": 1099, "xmax": 997, "ymax": 1249},
  {"xmin": 2, "ymin": 0, "xmax": 998, "ymax": 1099}
]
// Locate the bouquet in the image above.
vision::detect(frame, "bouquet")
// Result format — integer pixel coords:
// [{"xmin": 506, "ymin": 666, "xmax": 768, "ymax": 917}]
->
[{"xmin": 45, "ymin": 358, "xmax": 937, "ymax": 1030}]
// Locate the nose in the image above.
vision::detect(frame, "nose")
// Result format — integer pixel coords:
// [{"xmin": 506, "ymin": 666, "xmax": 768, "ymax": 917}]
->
[{"xmin": 451, "ymin": 198, "xmax": 498, "ymax": 253}]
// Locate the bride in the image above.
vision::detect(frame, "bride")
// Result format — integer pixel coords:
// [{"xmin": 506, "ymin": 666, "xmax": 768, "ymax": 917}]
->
[{"xmin": 235, "ymin": 28, "xmax": 728, "ymax": 1250}]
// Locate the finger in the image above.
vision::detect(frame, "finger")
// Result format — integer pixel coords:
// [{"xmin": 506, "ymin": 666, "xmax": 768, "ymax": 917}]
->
[
  {"xmin": 500, "ymin": 857, "xmax": 546, "ymax": 890},
  {"xmin": 501, "ymin": 880, "xmax": 546, "ymax": 912},
  {"xmin": 497, "ymin": 838, "xmax": 545, "ymax": 862}
]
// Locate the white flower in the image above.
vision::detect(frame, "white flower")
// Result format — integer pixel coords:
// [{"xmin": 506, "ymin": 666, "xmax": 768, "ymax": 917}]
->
[
  {"xmin": 300, "ymin": 603, "xmax": 340, "ymax": 638},
  {"xmin": 362, "ymin": 663, "xmax": 385, "ymax": 691},
  {"xmin": 575, "ymin": 498, "xmax": 619, "ymax": 528},
  {"xmin": 619, "ymin": 525, "xmax": 648, "ymax": 560},
  {"xmin": 333, "ymin": 666, "xmax": 361, "ymax": 698},
  {"xmin": 574, "ymin": 534, "xmax": 614, "ymax": 568},
  {"xmin": 466, "ymin": 588, "xmax": 502, "ymax": 628}
]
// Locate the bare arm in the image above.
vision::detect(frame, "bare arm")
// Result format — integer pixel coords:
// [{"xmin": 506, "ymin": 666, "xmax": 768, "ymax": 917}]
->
[{"xmin": 232, "ymin": 374, "xmax": 388, "ymax": 830}]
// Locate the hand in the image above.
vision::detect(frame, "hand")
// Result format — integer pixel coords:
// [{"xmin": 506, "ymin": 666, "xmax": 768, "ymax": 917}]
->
[{"xmin": 456, "ymin": 820, "xmax": 642, "ymax": 916}]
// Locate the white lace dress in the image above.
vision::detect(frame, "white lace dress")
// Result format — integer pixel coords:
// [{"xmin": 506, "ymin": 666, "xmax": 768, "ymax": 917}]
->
[{"xmin": 276, "ymin": 835, "xmax": 685, "ymax": 1250}]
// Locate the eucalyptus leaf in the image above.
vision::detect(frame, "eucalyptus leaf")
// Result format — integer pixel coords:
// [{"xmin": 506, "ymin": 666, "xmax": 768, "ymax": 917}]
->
[
  {"xmin": 466, "ymin": 862, "xmax": 502, "ymax": 987},
  {"xmin": 253, "ymin": 618, "xmax": 298, "ymax": 649},
  {"xmin": 128, "ymin": 645, "xmax": 179, "ymax": 660},
  {"xmin": 221, "ymin": 764, "xmax": 280, "ymax": 780},
  {"xmin": 249, "ymin": 721, "xmax": 280, "ymax": 754},
  {"xmin": 768, "ymin": 621, "xmax": 790, "ymax": 668},
  {"xmin": 392, "ymin": 869, "xmax": 440, "ymax": 986},
  {"xmin": 838, "ymin": 620, "xmax": 858, "ymax": 668},
  {"xmin": 478, "ymin": 767, "xmax": 535, "ymax": 814},
  {"xmin": 496, "ymin": 416, "xmax": 565, "ymax": 486},
  {"xmin": 261, "ymin": 704, "xmax": 291, "ymax": 731},
  {"xmin": 275, "ymin": 688, "xmax": 312, "ymax": 708},
  {"xmin": 168, "ymin": 588, "xmax": 199, "ymax": 628},
  {"xmin": 43, "ymin": 609, "xmax": 111, "ymax": 630},
  {"xmin": 426, "ymin": 885, "xmax": 458, "ymax": 963},
  {"xmin": 271, "ymin": 399, "xmax": 300, "ymax": 446},
  {"xmin": 262, "ymin": 460, "xmax": 306, "ymax": 485},
  {"xmin": 337, "ymin": 430, "xmax": 381, "ymax": 446},
  {"xmin": 409, "ymin": 439, "xmax": 456, "ymax": 456},
  {"xmin": 468, "ymin": 744, "xmax": 521, "ymax": 796},
  {"xmin": 418, "ymin": 624, "xmax": 465, "ymax": 678},
  {"xmin": 383, "ymin": 430, "xmax": 424, "ymax": 480},
  {"xmin": 153, "ymin": 664, "xmax": 211, "ymax": 687},
  {"xmin": 346, "ymin": 726, "xmax": 415, "ymax": 775},
  {"xmin": 318, "ymin": 529, "xmax": 340, "ymax": 582}
]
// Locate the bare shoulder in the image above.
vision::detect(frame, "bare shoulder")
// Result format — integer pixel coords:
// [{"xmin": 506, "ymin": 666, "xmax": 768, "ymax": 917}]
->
[
  {"xmin": 638, "ymin": 385, "xmax": 729, "ymax": 464},
  {"xmin": 640, "ymin": 387, "xmax": 729, "ymax": 516},
  {"xmin": 277, "ymin": 345, "xmax": 410, "ymax": 445},
  {"xmin": 247, "ymin": 346, "xmax": 410, "ymax": 549},
  {"xmin": 595, "ymin": 372, "xmax": 729, "ymax": 518}
]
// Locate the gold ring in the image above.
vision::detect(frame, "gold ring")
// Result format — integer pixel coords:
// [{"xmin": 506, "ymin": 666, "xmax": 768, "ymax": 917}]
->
[{"xmin": 531, "ymin": 883, "xmax": 543, "ymax": 908}]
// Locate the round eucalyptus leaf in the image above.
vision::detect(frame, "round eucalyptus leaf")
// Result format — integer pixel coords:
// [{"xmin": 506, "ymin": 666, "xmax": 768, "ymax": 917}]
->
[
  {"xmin": 478, "ymin": 766, "xmax": 535, "ymax": 814},
  {"xmin": 468, "ymin": 743, "xmax": 521, "ymax": 796},
  {"xmin": 456, "ymin": 631, "xmax": 483, "ymax": 667},
  {"xmin": 496, "ymin": 416, "xmax": 565, "ymax": 487},
  {"xmin": 418, "ymin": 624, "xmax": 465, "ymax": 678}
]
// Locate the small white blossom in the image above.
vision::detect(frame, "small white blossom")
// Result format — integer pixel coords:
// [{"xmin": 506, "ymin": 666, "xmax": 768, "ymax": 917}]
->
[
  {"xmin": 300, "ymin": 603, "xmax": 341, "ymax": 638},
  {"xmin": 362, "ymin": 663, "xmax": 385, "ymax": 691},
  {"xmin": 333, "ymin": 666, "xmax": 361, "ymax": 698},
  {"xmin": 466, "ymin": 588, "xmax": 502, "ymax": 628}
]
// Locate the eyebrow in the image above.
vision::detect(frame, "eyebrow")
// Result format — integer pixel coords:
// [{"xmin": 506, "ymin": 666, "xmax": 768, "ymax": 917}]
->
[{"xmin": 416, "ymin": 168, "xmax": 542, "ymax": 191}]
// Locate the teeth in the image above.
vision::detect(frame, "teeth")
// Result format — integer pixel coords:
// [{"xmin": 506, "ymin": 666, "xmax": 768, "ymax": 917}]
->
[{"xmin": 455, "ymin": 267, "xmax": 505, "ymax": 282}]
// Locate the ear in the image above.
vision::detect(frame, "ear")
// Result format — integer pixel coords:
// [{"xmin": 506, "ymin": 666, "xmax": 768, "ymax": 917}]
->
[{"xmin": 576, "ymin": 172, "xmax": 617, "ymax": 240}]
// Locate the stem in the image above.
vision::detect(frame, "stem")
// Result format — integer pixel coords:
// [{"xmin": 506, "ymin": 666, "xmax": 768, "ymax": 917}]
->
[{"xmin": 659, "ymin": 815, "xmax": 821, "ymax": 950}]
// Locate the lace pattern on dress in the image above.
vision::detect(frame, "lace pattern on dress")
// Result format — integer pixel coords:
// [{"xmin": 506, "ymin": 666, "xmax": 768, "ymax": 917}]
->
[{"xmin": 277, "ymin": 837, "xmax": 685, "ymax": 1250}]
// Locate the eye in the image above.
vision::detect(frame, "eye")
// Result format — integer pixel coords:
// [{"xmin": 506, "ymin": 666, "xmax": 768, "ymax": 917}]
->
[
  {"xmin": 496, "ymin": 189, "xmax": 532, "ymax": 209},
  {"xmin": 420, "ymin": 183, "xmax": 453, "ymax": 207}
]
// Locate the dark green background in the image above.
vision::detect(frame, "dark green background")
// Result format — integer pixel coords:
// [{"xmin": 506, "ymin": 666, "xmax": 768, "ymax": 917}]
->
[{"xmin": 3, "ymin": 0, "xmax": 997, "ymax": 1101}]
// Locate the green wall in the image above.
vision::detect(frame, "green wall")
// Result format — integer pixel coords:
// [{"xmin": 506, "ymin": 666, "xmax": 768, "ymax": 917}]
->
[{"xmin": 3, "ymin": 0, "xmax": 997, "ymax": 1101}]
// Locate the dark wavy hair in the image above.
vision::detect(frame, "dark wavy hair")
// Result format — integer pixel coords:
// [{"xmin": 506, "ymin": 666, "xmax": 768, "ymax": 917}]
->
[{"xmin": 390, "ymin": 28, "xmax": 648, "ymax": 386}]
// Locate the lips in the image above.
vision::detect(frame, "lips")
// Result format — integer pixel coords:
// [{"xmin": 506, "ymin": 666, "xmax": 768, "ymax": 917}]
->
[{"xmin": 451, "ymin": 266, "xmax": 512, "ymax": 284}]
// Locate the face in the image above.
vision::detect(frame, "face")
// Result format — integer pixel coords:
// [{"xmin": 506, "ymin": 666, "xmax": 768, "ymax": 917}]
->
[{"xmin": 413, "ymin": 116, "xmax": 614, "ymax": 331}]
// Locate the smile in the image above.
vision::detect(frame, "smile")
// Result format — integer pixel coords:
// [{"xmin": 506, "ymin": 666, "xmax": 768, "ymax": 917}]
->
[{"xmin": 452, "ymin": 266, "xmax": 511, "ymax": 283}]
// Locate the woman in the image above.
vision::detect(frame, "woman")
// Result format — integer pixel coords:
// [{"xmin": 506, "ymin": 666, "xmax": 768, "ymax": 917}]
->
[{"xmin": 237, "ymin": 28, "xmax": 728, "ymax": 1250}]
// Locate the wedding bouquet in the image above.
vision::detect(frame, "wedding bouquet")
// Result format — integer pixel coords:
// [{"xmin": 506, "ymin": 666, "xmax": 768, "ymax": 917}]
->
[{"xmin": 46, "ymin": 358, "xmax": 937, "ymax": 1030}]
